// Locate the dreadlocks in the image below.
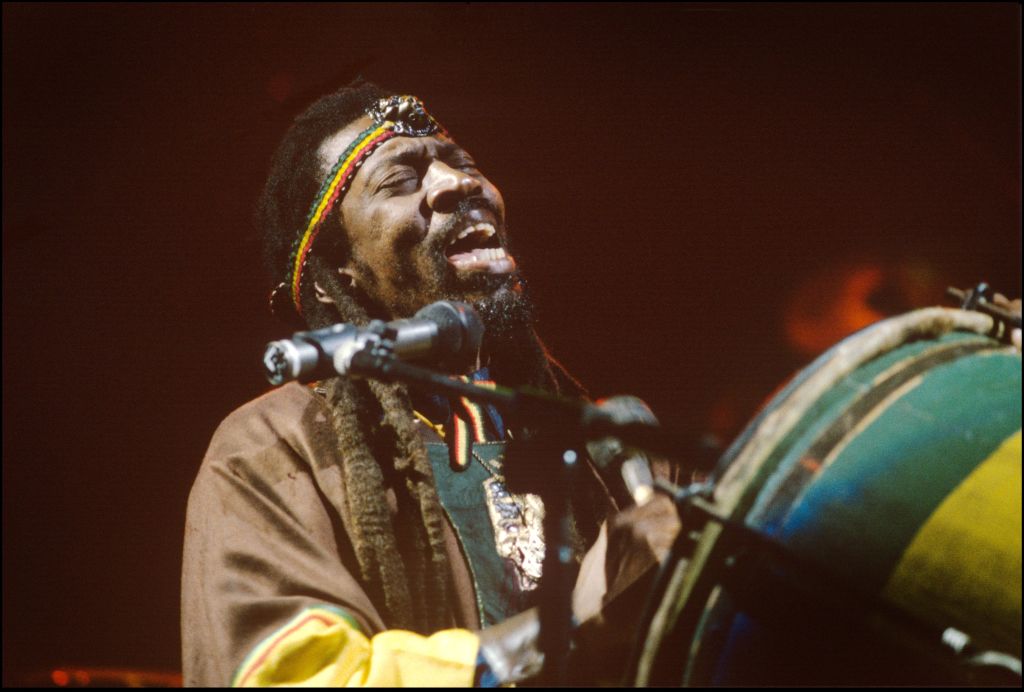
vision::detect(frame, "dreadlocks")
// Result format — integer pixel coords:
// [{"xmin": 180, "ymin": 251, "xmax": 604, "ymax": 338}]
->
[{"xmin": 256, "ymin": 79, "xmax": 604, "ymax": 634}]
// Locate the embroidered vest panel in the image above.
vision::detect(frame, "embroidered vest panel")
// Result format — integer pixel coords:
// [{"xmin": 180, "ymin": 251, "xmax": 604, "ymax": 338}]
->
[{"xmin": 426, "ymin": 441, "xmax": 544, "ymax": 627}]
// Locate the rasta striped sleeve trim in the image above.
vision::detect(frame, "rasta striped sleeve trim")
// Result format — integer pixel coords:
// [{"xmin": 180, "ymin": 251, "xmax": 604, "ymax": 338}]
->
[
  {"xmin": 231, "ymin": 605, "xmax": 363, "ymax": 687},
  {"xmin": 231, "ymin": 604, "xmax": 481, "ymax": 687}
]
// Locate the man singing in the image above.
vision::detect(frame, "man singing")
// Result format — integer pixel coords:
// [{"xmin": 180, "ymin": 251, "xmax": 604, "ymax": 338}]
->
[{"xmin": 182, "ymin": 80, "xmax": 678, "ymax": 687}]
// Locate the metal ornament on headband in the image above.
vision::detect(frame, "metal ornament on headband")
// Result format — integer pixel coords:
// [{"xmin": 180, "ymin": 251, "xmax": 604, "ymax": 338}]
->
[
  {"xmin": 270, "ymin": 95, "xmax": 448, "ymax": 321},
  {"xmin": 368, "ymin": 95, "xmax": 444, "ymax": 136}
]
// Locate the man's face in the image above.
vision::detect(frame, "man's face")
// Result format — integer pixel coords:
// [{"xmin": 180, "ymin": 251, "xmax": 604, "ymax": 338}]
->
[{"xmin": 319, "ymin": 115, "xmax": 521, "ymax": 321}]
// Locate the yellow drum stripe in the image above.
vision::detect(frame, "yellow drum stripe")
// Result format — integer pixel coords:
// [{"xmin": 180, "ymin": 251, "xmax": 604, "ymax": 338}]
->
[{"xmin": 882, "ymin": 430, "xmax": 1022, "ymax": 651}]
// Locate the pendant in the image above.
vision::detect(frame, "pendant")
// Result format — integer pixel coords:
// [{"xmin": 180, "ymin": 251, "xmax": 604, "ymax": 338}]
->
[{"xmin": 482, "ymin": 476, "xmax": 545, "ymax": 591}]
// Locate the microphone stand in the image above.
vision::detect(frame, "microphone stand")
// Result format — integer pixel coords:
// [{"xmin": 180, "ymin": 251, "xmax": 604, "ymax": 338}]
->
[
  {"xmin": 347, "ymin": 345, "xmax": 691, "ymax": 458},
  {"xmin": 540, "ymin": 445, "xmax": 578, "ymax": 686},
  {"xmin": 347, "ymin": 341, "xmax": 691, "ymax": 685}
]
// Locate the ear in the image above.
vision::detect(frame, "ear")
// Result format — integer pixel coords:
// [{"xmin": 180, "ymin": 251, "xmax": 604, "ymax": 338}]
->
[
  {"xmin": 313, "ymin": 281, "xmax": 335, "ymax": 305},
  {"xmin": 337, "ymin": 267, "xmax": 358, "ymax": 291},
  {"xmin": 314, "ymin": 269, "xmax": 358, "ymax": 305}
]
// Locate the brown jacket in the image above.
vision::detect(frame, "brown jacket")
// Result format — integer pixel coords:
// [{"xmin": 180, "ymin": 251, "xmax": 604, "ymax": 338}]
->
[
  {"xmin": 182, "ymin": 384, "xmax": 489, "ymax": 686},
  {"xmin": 181, "ymin": 383, "xmax": 664, "ymax": 686}
]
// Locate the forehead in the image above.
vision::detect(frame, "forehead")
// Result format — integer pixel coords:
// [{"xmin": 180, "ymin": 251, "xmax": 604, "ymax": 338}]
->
[
  {"xmin": 316, "ymin": 115, "xmax": 374, "ymax": 174},
  {"xmin": 315, "ymin": 115, "xmax": 461, "ymax": 178}
]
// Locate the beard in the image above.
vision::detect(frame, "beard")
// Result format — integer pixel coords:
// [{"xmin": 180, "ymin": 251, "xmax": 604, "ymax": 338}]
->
[
  {"xmin": 345, "ymin": 200, "xmax": 547, "ymax": 386},
  {"xmin": 397, "ymin": 198, "xmax": 537, "ymax": 342},
  {"xmin": 417, "ymin": 226, "xmax": 543, "ymax": 385},
  {"xmin": 463, "ymin": 275, "xmax": 534, "ymax": 343},
  {"xmin": 424, "ymin": 244, "xmax": 537, "ymax": 373}
]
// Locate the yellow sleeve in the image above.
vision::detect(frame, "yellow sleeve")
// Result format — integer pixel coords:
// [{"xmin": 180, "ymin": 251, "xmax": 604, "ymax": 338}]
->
[{"xmin": 232, "ymin": 606, "xmax": 480, "ymax": 687}]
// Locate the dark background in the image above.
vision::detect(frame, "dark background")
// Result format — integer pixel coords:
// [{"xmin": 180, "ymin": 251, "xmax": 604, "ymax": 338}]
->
[{"xmin": 3, "ymin": 3, "xmax": 1020, "ymax": 680}]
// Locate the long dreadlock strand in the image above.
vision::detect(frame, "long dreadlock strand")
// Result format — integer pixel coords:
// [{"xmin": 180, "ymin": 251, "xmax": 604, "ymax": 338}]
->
[
  {"xmin": 322, "ymin": 374, "xmax": 416, "ymax": 629},
  {"xmin": 303, "ymin": 259, "xmax": 451, "ymax": 632},
  {"xmin": 257, "ymin": 81, "xmax": 455, "ymax": 633},
  {"xmin": 300, "ymin": 276, "xmax": 416, "ymax": 629},
  {"xmin": 368, "ymin": 378, "xmax": 453, "ymax": 632}
]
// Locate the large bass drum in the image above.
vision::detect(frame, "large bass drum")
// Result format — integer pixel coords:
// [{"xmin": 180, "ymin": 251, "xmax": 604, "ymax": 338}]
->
[{"xmin": 636, "ymin": 307, "xmax": 1021, "ymax": 686}]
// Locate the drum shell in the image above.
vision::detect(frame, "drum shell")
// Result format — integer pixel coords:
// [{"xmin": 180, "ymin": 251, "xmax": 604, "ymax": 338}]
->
[{"xmin": 646, "ymin": 309, "xmax": 1022, "ymax": 686}]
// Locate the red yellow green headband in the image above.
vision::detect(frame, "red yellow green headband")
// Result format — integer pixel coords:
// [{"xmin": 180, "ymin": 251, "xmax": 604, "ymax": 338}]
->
[{"xmin": 271, "ymin": 95, "xmax": 448, "ymax": 320}]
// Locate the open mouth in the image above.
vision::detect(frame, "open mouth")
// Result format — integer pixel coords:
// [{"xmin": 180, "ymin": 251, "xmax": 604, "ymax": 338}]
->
[{"xmin": 444, "ymin": 222, "xmax": 516, "ymax": 274}]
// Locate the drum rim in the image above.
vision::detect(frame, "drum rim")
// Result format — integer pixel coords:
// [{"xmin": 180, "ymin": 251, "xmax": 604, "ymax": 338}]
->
[{"xmin": 713, "ymin": 307, "xmax": 1000, "ymax": 516}]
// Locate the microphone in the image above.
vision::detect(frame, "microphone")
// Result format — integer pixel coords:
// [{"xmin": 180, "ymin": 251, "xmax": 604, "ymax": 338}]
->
[
  {"xmin": 586, "ymin": 396, "xmax": 658, "ymax": 506},
  {"xmin": 262, "ymin": 301, "xmax": 484, "ymax": 385}
]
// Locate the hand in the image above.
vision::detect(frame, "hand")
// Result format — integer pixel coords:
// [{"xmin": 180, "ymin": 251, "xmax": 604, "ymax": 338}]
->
[
  {"xmin": 480, "ymin": 495, "xmax": 683, "ymax": 686},
  {"xmin": 565, "ymin": 494, "xmax": 682, "ymax": 684},
  {"xmin": 992, "ymin": 293, "xmax": 1022, "ymax": 349},
  {"xmin": 604, "ymin": 493, "xmax": 682, "ymax": 600},
  {"xmin": 476, "ymin": 608, "xmax": 544, "ymax": 685}
]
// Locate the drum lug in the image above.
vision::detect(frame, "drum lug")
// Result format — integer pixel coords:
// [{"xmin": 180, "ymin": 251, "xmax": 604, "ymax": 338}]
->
[
  {"xmin": 941, "ymin": 627, "xmax": 1023, "ymax": 685},
  {"xmin": 947, "ymin": 282, "xmax": 1023, "ymax": 330},
  {"xmin": 958, "ymin": 282, "xmax": 992, "ymax": 311}
]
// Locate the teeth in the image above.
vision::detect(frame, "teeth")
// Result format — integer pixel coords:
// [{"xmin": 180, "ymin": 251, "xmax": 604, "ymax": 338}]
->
[
  {"xmin": 452, "ymin": 222, "xmax": 496, "ymax": 244},
  {"xmin": 474, "ymin": 248, "xmax": 506, "ymax": 260}
]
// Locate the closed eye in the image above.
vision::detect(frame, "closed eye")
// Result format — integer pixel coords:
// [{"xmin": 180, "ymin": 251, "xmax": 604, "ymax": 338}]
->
[
  {"xmin": 452, "ymin": 157, "xmax": 479, "ymax": 173},
  {"xmin": 383, "ymin": 173, "xmax": 417, "ymax": 187},
  {"xmin": 376, "ymin": 166, "xmax": 420, "ymax": 193}
]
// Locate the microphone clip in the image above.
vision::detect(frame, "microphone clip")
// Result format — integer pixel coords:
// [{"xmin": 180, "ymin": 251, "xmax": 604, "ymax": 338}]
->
[{"xmin": 340, "ymin": 320, "xmax": 400, "ymax": 380}]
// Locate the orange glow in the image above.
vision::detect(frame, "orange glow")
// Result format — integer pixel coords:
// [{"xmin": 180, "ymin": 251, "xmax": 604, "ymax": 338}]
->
[
  {"xmin": 784, "ymin": 264, "xmax": 885, "ymax": 357},
  {"xmin": 783, "ymin": 260, "xmax": 946, "ymax": 359},
  {"xmin": 32, "ymin": 667, "xmax": 183, "ymax": 687}
]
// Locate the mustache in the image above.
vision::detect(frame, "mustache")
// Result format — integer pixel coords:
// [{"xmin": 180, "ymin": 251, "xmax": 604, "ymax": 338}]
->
[{"xmin": 432, "ymin": 198, "xmax": 504, "ymax": 244}]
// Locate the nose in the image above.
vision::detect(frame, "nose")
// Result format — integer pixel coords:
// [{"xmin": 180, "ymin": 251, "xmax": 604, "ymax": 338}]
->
[{"xmin": 425, "ymin": 161, "xmax": 482, "ymax": 213}]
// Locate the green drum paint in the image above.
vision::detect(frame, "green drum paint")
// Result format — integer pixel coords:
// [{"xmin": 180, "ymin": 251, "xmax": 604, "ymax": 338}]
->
[
  {"xmin": 732, "ymin": 332, "xmax": 994, "ymax": 523},
  {"xmin": 779, "ymin": 348, "xmax": 1021, "ymax": 591},
  {"xmin": 749, "ymin": 338, "xmax": 998, "ymax": 534}
]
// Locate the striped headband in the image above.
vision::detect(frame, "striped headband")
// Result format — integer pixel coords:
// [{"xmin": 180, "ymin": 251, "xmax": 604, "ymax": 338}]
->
[{"xmin": 270, "ymin": 95, "xmax": 449, "ymax": 320}]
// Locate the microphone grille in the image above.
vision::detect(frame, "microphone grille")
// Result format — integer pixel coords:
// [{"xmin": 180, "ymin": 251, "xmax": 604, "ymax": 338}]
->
[{"xmin": 413, "ymin": 301, "xmax": 484, "ymax": 372}]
